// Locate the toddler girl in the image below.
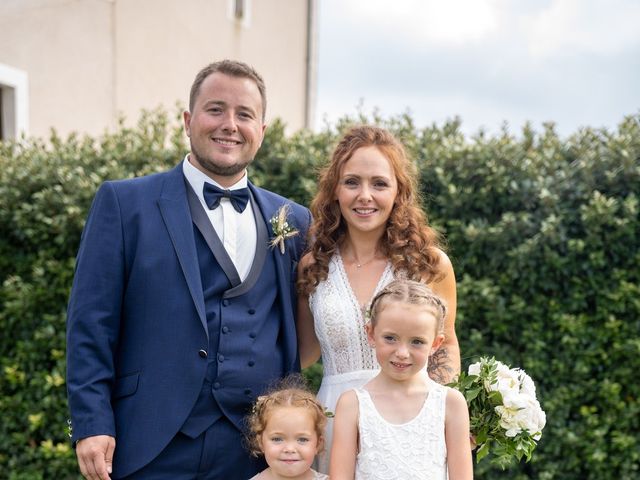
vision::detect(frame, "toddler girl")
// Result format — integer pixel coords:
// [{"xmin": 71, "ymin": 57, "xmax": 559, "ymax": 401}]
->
[
  {"xmin": 330, "ymin": 279, "xmax": 472, "ymax": 479},
  {"xmin": 247, "ymin": 377, "xmax": 329, "ymax": 480}
]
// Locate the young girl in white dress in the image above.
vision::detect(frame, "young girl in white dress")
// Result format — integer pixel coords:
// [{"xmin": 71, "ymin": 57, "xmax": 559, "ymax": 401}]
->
[
  {"xmin": 246, "ymin": 377, "xmax": 329, "ymax": 480},
  {"xmin": 330, "ymin": 279, "xmax": 472, "ymax": 480},
  {"xmin": 297, "ymin": 125, "xmax": 460, "ymax": 472}
]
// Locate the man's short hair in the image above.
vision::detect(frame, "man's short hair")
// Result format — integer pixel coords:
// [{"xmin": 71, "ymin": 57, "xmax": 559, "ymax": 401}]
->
[{"xmin": 188, "ymin": 59, "xmax": 267, "ymax": 121}]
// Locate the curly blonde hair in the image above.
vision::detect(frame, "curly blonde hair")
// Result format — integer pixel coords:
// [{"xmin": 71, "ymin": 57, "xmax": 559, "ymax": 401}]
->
[
  {"xmin": 368, "ymin": 279, "xmax": 447, "ymax": 334},
  {"xmin": 298, "ymin": 125, "xmax": 443, "ymax": 296},
  {"xmin": 246, "ymin": 376, "xmax": 327, "ymax": 457}
]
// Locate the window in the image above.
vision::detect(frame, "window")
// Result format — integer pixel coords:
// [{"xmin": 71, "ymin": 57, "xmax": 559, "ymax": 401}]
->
[
  {"xmin": 0, "ymin": 63, "xmax": 28, "ymax": 141},
  {"xmin": 228, "ymin": 0, "xmax": 251, "ymax": 28}
]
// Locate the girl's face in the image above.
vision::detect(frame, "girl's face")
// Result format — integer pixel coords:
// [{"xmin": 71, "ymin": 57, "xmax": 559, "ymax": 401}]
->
[
  {"xmin": 260, "ymin": 406, "xmax": 321, "ymax": 479},
  {"xmin": 366, "ymin": 302, "xmax": 443, "ymax": 381},
  {"xmin": 334, "ymin": 146, "xmax": 398, "ymax": 238}
]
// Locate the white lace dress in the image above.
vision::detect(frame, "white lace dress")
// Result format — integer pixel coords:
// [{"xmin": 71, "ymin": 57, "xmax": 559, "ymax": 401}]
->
[
  {"xmin": 355, "ymin": 378, "xmax": 448, "ymax": 480},
  {"xmin": 309, "ymin": 250, "xmax": 395, "ymax": 473}
]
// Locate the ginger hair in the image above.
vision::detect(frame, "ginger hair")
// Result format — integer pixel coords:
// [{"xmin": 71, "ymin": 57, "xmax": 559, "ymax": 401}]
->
[
  {"xmin": 298, "ymin": 125, "xmax": 442, "ymax": 296},
  {"xmin": 246, "ymin": 376, "xmax": 327, "ymax": 457}
]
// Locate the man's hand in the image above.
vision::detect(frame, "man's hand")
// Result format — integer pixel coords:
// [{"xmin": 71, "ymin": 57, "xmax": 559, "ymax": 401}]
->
[{"xmin": 76, "ymin": 435, "xmax": 115, "ymax": 480}]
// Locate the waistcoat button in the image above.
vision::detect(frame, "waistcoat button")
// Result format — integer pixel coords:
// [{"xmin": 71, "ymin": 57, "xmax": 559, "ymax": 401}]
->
[
  {"xmin": 248, "ymin": 308, "xmax": 256, "ymax": 315},
  {"xmin": 222, "ymin": 299, "xmax": 230, "ymax": 307},
  {"xmin": 248, "ymin": 360, "xmax": 255, "ymax": 367},
  {"xmin": 218, "ymin": 354, "xmax": 225, "ymax": 362},
  {"xmin": 213, "ymin": 382, "xmax": 221, "ymax": 389},
  {"xmin": 222, "ymin": 326, "xmax": 229, "ymax": 334}
]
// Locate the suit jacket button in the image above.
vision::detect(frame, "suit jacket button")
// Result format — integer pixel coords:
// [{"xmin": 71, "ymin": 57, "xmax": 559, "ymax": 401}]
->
[
  {"xmin": 248, "ymin": 308, "xmax": 256, "ymax": 315},
  {"xmin": 198, "ymin": 349, "xmax": 207, "ymax": 358},
  {"xmin": 244, "ymin": 388, "xmax": 252, "ymax": 395},
  {"xmin": 249, "ymin": 332, "xmax": 256, "ymax": 339},
  {"xmin": 248, "ymin": 360, "xmax": 255, "ymax": 367}
]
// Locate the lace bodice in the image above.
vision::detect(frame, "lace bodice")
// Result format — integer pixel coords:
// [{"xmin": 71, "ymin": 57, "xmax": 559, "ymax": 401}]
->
[
  {"xmin": 309, "ymin": 251, "xmax": 394, "ymax": 376},
  {"xmin": 354, "ymin": 381, "xmax": 448, "ymax": 480}
]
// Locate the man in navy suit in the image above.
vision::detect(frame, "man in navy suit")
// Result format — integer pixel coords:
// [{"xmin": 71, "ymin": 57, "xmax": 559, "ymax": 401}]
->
[{"xmin": 66, "ymin": 59, "xmax": 311, "ymax": 479}]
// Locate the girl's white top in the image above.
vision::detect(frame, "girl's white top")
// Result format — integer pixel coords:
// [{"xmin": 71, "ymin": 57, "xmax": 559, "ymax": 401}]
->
[
  {"xmin": 248, "ymin": 469, "xmax": 328, "ymax": 480},
  {"xmin": 309, "ymin": 250, "xmax": 395, "ymax": 472},
  {"xmin": 354, "ymin": 378, "xmax": 449, "ymax": 480}
]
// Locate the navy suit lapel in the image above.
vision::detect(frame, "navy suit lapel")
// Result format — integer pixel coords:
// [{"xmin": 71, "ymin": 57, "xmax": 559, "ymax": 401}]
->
[
  {"xmin": 185, "ymin": 182, "xmax": 242, "ymax": 288},
  {"xmin": 249, "ymin": 184, "xmax": 300, "ymax": 372},
  {"xmin": 157, "ymin": 164, "xmax": 208, "ymax": 337},
  {"xmin": 248, "ymin": 183, "xmax": 281, "ymax": 262},
  {"xmin": 223, "ymin": 188, "xmax": 268, "ymax": 298}
]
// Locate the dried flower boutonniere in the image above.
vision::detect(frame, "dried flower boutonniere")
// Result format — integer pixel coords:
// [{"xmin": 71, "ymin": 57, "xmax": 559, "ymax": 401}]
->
[{"xmin": 269, "ymin": 204, "xmax": 299, "ymax": 254}]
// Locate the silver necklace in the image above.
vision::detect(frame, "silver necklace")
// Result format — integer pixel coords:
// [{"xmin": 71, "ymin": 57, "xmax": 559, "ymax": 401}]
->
[{"xmin": 353, "ymin": 254, "xmax": 378, "ymax": 269}]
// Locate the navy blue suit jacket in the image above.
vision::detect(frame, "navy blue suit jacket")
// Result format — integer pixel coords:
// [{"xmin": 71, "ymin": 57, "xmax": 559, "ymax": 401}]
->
[{"xmin": 66, "ymin": 163, "xmax": 311, "ymax": 476}]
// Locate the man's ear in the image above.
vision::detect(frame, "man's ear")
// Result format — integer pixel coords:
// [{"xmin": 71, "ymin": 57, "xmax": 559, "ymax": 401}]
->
[
  {"xmin": 430, "ymin": 334, "xmax": 445, "ymax": 355},
  {"xmin": 183, "ymin": 110, "xmax": 192, "ymax": 137},
  {"xmin": 256, "ymin": 122, "xmax": 267, "ymax": 148}
]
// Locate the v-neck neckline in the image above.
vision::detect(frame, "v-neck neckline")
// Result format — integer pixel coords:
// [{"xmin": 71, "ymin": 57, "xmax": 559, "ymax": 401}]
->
[{"xmin": 335, "ymin": 247, "xmax": 392, "ymax": 317}]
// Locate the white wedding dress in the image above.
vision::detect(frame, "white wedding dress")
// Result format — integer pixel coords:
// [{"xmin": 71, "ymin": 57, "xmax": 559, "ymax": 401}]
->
[{"xmin": 309, "ymin": 250, "xmax": 395, "ymax": 473}]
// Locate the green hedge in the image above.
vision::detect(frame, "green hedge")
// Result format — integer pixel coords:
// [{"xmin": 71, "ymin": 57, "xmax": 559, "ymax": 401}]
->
[{"xmin": 1, "ymin": 109, "xmax": 638, "ymax": 479}]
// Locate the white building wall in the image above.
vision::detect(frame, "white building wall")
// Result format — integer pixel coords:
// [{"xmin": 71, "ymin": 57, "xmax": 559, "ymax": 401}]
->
[{"xmin": 0, "ymin": 0, "xmax": 314, "ymax": 139}]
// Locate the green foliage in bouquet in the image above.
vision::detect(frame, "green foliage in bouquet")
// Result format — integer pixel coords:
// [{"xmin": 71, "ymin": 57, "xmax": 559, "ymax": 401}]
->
[{"xmin": 452, "ymin": 357, "xmax": 545, "ymax": 469}]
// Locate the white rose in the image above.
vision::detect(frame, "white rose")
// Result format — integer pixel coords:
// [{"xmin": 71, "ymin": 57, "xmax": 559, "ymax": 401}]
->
[
  {"xmin": 523, "ymin": 397, "xmax": 546, "ymax": 440},
  {"xmin": 468, "ymin": 362, "xmax": 481, "ymax": 376},
  {"xmin": 495, "ymin": 404, "xmax": 522, "ymax": 437},
  {"xmin": 493, "ymin": 367, "xmax": 521, "ymax": 395},
  {"xmin": 502, "ymin": 390, "xmax": 529, "ymax": 410},
  {"xmin": 496, "ymin": 393, "xmax": 546, "ymax": 440},
  {"xmin": 518, "ymin": 370, "xmax": 537, "ymax": 397}
]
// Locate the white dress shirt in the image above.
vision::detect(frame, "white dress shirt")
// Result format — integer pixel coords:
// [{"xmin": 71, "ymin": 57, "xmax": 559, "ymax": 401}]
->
[{"xmin": 182, "ymin": 156, "xmax": 257, "ymax": 281}]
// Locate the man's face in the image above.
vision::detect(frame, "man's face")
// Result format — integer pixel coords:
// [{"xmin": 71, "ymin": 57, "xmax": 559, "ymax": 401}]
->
[{"xmin": 183, "ymin": 72, "xmax": 266, "ymax": 187}]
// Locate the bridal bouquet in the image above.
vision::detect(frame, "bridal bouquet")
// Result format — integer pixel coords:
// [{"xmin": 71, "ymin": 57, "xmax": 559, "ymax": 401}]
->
[{"xmin": 450, "ymin": 357, "xmax": 546, "ymax": 468}]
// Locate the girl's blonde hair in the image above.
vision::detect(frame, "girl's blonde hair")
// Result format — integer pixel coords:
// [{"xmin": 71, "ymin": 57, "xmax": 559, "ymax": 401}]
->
[
  {"xmin": 246, "ymin": 375, "xmax": 327, "ymax": 457},
  {"xmin": 298, "ymin": 125, "xmax": 443, "ymax": 297},
  {"xmin": 369, "ymin": 279, "xmax": 447, "ymax": 334}
]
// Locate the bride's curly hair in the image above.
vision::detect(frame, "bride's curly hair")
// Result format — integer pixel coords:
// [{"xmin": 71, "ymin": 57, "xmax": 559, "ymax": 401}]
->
[{"xmin": 298, "ymin": 125, "xmax": 443, "ymax": 297}]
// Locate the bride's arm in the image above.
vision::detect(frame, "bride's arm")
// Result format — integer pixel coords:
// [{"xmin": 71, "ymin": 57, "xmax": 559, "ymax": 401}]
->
[
  {"xmin": 296, "ymin": 254, "xmax": 321, "ymax": 368},
  {"xmin": 427, "ymin": 250, "xmax": 460, "ymax": 384}
]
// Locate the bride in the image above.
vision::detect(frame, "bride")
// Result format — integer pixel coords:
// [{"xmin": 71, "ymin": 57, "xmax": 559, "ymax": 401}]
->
[{"xmin": 296, "ymin": 125, "xmax": 459, "ymax": 473}]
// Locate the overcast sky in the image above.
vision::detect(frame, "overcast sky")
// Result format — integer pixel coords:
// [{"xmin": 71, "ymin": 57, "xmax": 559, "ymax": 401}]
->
[{"xmin": 314, "ymin": 0, "xmax": 640, "ymax": 136}]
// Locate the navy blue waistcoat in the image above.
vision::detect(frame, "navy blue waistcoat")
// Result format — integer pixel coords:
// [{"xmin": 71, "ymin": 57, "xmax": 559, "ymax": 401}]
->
[{"xmin": 180, "ymin": 220, "xmax": 285, "ymax": 437}]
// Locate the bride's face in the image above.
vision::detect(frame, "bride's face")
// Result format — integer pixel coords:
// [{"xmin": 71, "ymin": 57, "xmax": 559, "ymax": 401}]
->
[{"xmin": 334, "ymin": 146, "xmax": 398, "ymax": 237}]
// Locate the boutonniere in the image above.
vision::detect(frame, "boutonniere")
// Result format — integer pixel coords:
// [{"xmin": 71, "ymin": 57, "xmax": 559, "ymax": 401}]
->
[{"xmin": 269, "ymin": 204, "xmax": 299, "ymax": 254}]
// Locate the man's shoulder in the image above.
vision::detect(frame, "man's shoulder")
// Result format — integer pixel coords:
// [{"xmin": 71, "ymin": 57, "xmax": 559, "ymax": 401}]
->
[
  {"xmin": 100, "ymin": 164, "xmax": 181, "ymax": 195},
  {"xmin": 108, "ymin": 165, "xmax": 177, "ymax": 187},
  {"xmin": 250, "ymin": 185, "xmax": 308, "ymax": 216}
]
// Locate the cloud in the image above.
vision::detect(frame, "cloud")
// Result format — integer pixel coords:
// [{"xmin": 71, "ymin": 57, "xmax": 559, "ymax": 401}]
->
[
  {"xmin": 316, "ymin": 0, "xmax": 640, "ymax": 136},
  {"xmin": 527, "ymin": 0, "xmax": 640, "ymax": 58},
  {"xmin": 343, "ymin": 0, "xmax": 501, "ymax": 45}
]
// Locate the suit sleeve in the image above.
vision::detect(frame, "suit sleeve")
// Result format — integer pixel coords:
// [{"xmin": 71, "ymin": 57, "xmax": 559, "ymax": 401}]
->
[{"xmin": 66, "ymin": 182, "xmax": 125, "ymax": 441}]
